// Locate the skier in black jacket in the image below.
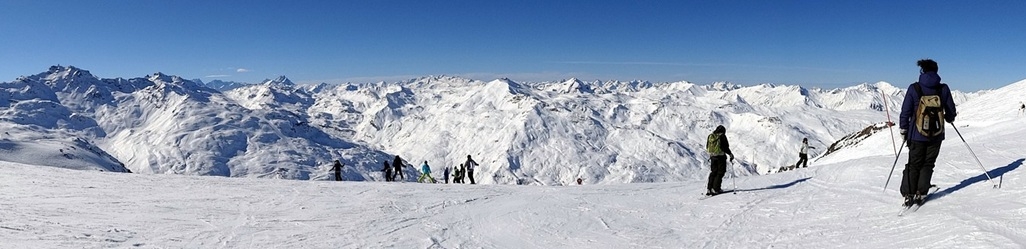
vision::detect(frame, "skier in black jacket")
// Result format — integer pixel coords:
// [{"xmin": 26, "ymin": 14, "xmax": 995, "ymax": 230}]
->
[
  {"xmin": 331, "ymin": 160, "xmax": 343, "ymax": 181},
  {"xmin": 706, "ymin": 125, "xmax": 735, "ymax": 195},
  {"xmin": 383, "ymin": 161, "xmax": 393, "ymax": 182},
  {"xmin": 392, "ymin": 155, "xmax": 404, "ymax": 181}
]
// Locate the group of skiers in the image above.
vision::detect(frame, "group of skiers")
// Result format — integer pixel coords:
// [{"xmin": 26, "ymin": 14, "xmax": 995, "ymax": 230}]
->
[
  {"xmin": 704, "ymin": 59, "xmax": 957, "ymax": 207},
  {"xmin": 374, "ymin": 155, "xmax": 478, "ymax": 184}
]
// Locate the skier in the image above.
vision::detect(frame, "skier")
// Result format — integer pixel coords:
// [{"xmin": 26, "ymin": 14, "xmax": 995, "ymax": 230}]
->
[
  {"xmin": 331, "ymin": 160, "xmax": 343, "ymax": 181},
  {"xmin": 458, "ymin": 162, "xmax": 466, "ymax": 183},
  {"xmin": 392, "ymin": 155, "xmax": 404, "ymax": 181},
  {"xmin": 1020, "ymin": 103, "xmax": 1024, "ymax": 116},
  {"xmin": 383, "ymin": 161, "xmax": 393, "ymax": 182},
  {"xmin": 444, "ymin": 166, "xmax": 451, "ymax": 184},
  {"xmin": 794, "ymin": 138, "xmax": 816, "ymax": 168},
  {"xmin": 706, "ymin": 125, "xmax": 735, "ymax": 196},
  {"xmin": 898, "ymin": 59, "xmax": 956, "ymax": 207},
  {"xmin": 464, "ymin": 155, "xmax": 478, "ymax": 184},
  {"xmin": 576, "ymin": 178, "xmax": 583, "ymax": 185},
  {"xmin": 453, "ymin": 163, "xmax": 464, "ymax": 184},
  {"xmin": 418, "ymin": 161, "xmax": 437, "ymax": 183}
]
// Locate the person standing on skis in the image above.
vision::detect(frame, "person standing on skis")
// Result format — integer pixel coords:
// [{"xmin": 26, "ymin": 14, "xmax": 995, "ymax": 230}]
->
[
  {"xmin": 383, "ymin": 161, "xmax": 393, "ymax": 182},
  {"xmin": 331, "ymin": 160, "xmax": 344, "ymax": 181},
  {"xmin": 418, "ymin": 161, "xmax": 437, "ymax": 183},
  {"xmin": 443, "ymin": 165, "xmax": 451, "ymax": 184},
  {"xmin": 392, "ymin": 155, "xmax": 404, "ymax": 181},
  {"xmin": 706, "ymin": 125, "xmax": 735, "ymax": 195},
  {"xmin": 898, "ymin": 59, "xmax": 957, "ymax": 207},
  {"xmin": 464, "ymin": 155, "xmax": 479, "ymax": 184},
  {"xmin": 794, "ymin": 138, "xmax": 815, "ymax": 168}
]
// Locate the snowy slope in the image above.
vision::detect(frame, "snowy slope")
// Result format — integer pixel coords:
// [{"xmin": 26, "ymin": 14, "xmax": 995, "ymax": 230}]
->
[{"xmin": 1, "ymin": 86, "xmax": 1022, "ymax": 247}]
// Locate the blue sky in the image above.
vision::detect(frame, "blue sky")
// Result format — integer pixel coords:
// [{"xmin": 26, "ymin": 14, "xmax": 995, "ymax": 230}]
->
[{"xmin": 1, "ymin": 0, "xmax": 1023, "ymax": 91}]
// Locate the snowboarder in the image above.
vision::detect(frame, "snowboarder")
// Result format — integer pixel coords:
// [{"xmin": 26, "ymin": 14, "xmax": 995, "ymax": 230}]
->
[
  {"xmin": 418, "ymin": 161, "xmax": 436, "ymax": 183},
  {"xmin": 392, "ymin": 155, "xmax": 404, "ymax": 181},
  {"xmin": 383, "ymin": 161, "xmax": 393, "ymax": 182},
  {"xmin": 331, "ymin": 160, "xmax": 343, "ymax": 181},
  {"xmin": 706, "ymin": 125, "xmax": 735, "ymax": 196},
  {"xmin": 794, "ymin": 138, "xmax": 816, "ymax": 168},
  {"xmin": 898, "ymin": 59, "xmax": 956, "ymax": 207},
  {"xmin": 444, "ymin": 166, "xmax": 451, "ymax": 184},
  {"xmin": 464, "ymin": 155, "xmax": 478, "ymax": 184}
]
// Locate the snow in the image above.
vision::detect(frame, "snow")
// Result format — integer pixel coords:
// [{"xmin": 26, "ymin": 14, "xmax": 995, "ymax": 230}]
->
[
  {"xmin": 2, "ymin": 69, "xmax": 1025, "ymax": 247},
  {"xmin": 1, "ymin": 114, "xmax": 1023, "ymax": 247}
]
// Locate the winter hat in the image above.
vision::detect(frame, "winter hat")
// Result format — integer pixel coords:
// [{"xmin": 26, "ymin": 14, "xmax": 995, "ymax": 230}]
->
[{"xmin": 714, "ymin": 125, "xmax": 726, "ymax": 134}]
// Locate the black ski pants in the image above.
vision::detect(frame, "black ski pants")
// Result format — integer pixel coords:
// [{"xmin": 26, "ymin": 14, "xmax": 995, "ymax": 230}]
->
[
  {"xmin": 393, "ymin": 167, "xmax": 403, "ymax": 180},
  {"xmin": 901, "ymin": 141, "xmax": 942, "ymax": 196},
  {"xmin": 708, "ymin": 156, "xmax": 727, "ymax": 192},
  {"xmin": 467, "ymin": 169, "xmax": 476, "ymax": 184},
  {"xmin": 795, "ymin": 153, "xmax": 809, "ymax": 168}
]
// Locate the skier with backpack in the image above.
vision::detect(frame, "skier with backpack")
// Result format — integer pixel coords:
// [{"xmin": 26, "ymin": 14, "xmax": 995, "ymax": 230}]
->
[
  {"xmin": 706, "ymin": 125, "xmax": 735, "ymax": 196},
  {"xmin": 898, "ymin": 59, "xmax": 957, "ymax": 207},
  {"xmin": 794, "ymin": 138, "xmax": 816, "ymax": 168},
  {"xmin": 453, "ymin": 163, "xmax": 464, "ymax": 184}
]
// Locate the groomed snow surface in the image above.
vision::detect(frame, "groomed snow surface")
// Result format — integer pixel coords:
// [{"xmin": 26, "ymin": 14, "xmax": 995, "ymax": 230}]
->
[{"xmin": 3, "ymin": 109, "xmax": 1025, "ymax": 248}]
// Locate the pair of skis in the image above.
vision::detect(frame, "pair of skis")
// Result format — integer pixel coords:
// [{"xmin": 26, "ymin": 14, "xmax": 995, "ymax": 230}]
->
[
  {"xmin": 897, "ymin": 185, "xmax": 939, "ymax": 216},
  {"xmin": 697, "ymin": 190, "xmax": 736, "ymax": 200}
]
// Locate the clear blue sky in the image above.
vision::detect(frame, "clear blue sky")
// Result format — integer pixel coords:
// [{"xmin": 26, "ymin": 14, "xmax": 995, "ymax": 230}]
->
[{"xmin": 2, "ymin": 0, "xmax": 1024, "ymax": 91}]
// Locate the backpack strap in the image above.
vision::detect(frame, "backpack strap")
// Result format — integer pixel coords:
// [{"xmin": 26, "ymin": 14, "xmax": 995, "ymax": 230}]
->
[{"xmin": 912, "ymin": 82, "xmax": 924, "ymax": 97}]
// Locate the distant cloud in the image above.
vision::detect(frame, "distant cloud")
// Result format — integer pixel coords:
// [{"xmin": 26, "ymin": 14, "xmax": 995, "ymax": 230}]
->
[
  {"xmin": 236, "ymin": 68, "xmax": 251, "ymax": 73},
  {"xmin": 205, "ymin": 74, "xmax": 231, "ymax": 78}
]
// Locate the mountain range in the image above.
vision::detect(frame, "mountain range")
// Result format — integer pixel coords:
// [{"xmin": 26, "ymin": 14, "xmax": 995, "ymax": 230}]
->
[{"xmin": 2, "ymin": 66, "xmax": 996, "ymax": 185}]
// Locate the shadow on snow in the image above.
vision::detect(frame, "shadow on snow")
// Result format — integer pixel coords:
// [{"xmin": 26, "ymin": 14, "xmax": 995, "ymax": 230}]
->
[
  {"xmin": 932, "ymin": 158, "xmax": 1023, "ymax": 201},
  {"xmin": 735, "ymin": 177, "xmax": 812, "ymax": 193}
]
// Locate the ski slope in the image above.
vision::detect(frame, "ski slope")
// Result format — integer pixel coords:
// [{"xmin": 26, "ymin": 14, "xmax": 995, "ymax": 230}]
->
[{"xmin": 2, "ymin": 100, "xmax": 1024, "ymax": 248}]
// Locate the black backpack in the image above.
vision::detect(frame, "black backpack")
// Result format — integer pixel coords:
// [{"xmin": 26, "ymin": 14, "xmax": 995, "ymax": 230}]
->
[{"xmin": 912, "ymin": 83, "xmax": 947, "ymax": 137}]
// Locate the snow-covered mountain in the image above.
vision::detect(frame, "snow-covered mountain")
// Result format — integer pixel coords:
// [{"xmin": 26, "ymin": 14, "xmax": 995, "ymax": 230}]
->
[
  {"xmin": 0, "ymin": 66, "xmax": 988, "ymax": 185},
  {"xmin": 193, "ymin": 79, "xmax": 250, "ymax": 92},
  {"xmin": 1, "ymin": 66, "xmax": 393, "ymax": 180}
]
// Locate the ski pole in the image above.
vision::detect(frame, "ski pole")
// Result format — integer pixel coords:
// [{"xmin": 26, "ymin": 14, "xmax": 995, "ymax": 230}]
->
[
  {"xmin": 883, "ymin": 138, "xmax": 907, "ymax": 192},
  {"xmin": 882, "ymin": 91, "xmax": 898, "ymax": 157},
  {"xmin": 950, "ymin": 123, "xmax": 997, "ymax": 188},
  {"xmin": 730, "ymin": 160, "xmax": 737, "ymax": 194}
]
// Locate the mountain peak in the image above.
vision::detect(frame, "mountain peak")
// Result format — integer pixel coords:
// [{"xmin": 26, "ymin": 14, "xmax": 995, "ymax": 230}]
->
[
  {"xmin": 43, "ymin": 65, "xmax": 95, "ymax": 81},
  {"xmin": 148, "ymin": 72, "xmax": 176, "ymax": 83},
  {"xmin": 261, "ymin": 76, "xmax": 295, "ymax": 86}
]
